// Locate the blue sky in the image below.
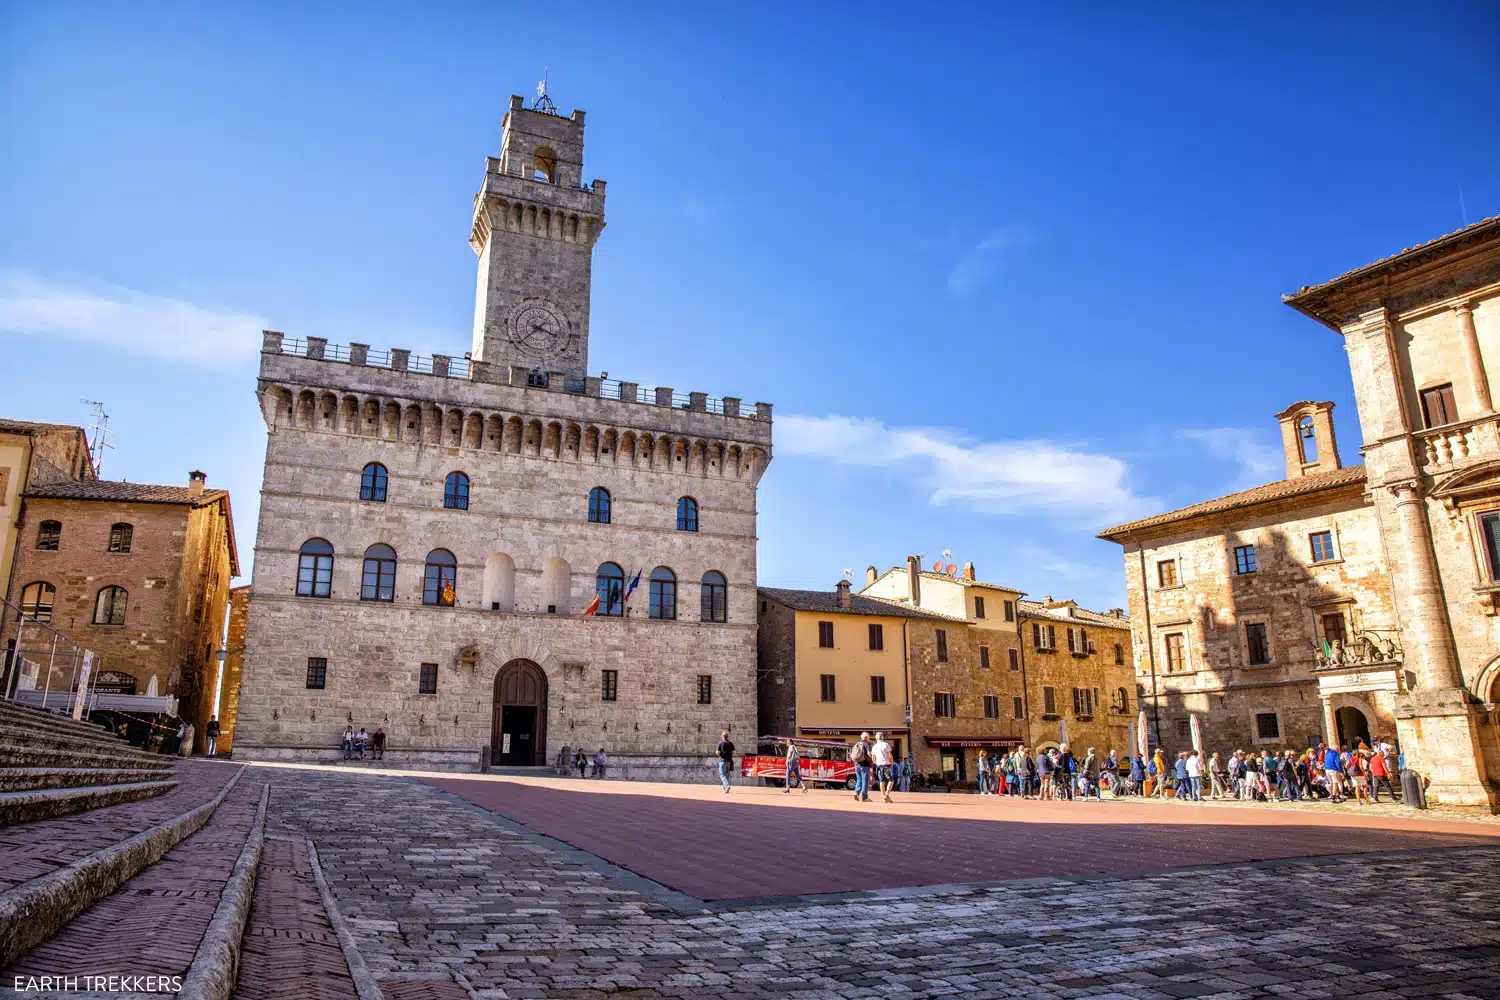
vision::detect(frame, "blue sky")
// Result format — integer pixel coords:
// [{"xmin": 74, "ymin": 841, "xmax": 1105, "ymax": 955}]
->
[{"xmin": 2, "ymin": 2, "xmax": 1498, "ymax": 610}]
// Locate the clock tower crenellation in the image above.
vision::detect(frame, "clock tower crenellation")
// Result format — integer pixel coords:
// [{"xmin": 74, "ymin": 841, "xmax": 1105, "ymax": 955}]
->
[{"xmin": 469, "ymin": 92, "xmax": 605, "ymax": 379}]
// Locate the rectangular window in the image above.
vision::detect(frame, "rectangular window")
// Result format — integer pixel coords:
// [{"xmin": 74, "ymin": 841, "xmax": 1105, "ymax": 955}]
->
[
  {"xmin": 1320, "ymin": 613, "xmax": 1347, "ymax": 647},
  {"xmin": 36, "ymin": 521, "xmax": 61, "ymax": 550},
  {"xmin": 1310, "ymin": 531, "xmax": 1336, "ymax": 563},
  {"xmin": 1157, "ymin": 559, "xmax": 1178, "ymax": 587},
  {"xmin": 108, "ymin": 523, "xmax": 133, "ymax": 554},
  {"xmin": 868, "ymin": 622, "xmax": 884, "ymax": 651},
  {"xmin": 602, "ymin": 669, "xmax": 618, "ymax": 702},
  {"xmin": 1042, "ymin": 686, "xmax": 1057, "ymax": 715},
  {"xmin": 1008, "ymin": 648, "xmax": 1019, "ymax": 671},
  {"xmin": 983, "ymin": 695, "xmax": 999, "ymax": 719},
  {"xmin": 1175, "ymin": 718, "xmax": 1192, "ymax": 740},
  {"xmin": 933, "ymin": 692, "xmax": 956, "ymax": 718},
  {"xmin": 419, "ymin": 662, "xmax": 438, "ymax": 695},
  {"xmin": 979, "ymin": 645, "xmax": 991, "ymax": 669},
  {"xmin": 1032, "ymin": 622, "xmax": 1057, "ymax": 651},
  {"xmin": 935, "ymin": 629, "xmax": 948, "ymax": 662},
  {"xmin": 1164, "ymin": 632, "xmax": 1186, "ymax": 673},
  {"xmin": 1256, "ymin": 712, "xmax": 1280, "ymax": 740},
  {"xmin": 974, "ymin": 596, "xmax": 986, "ymax": 619},
  {"xmin": 1003, "ymin": 599, "xmax": 1015, "ymax": 622},
  {"xmin": 1067, "ymin": 627, "xmax": 1077, "ymax": 653},
  {"xmin": 1481, "ymin": 513, "xmax": 1500, "ymax": 581},
  {"xmin": 1245, "ymin": 622, "xmax": 1270, "ymax": 665},
  {"xmin": 305, "ymin": 657, "xmax": 327, "ymax": 690},
  {"xmin": 697, "ymin": 674, "xmax": 713, "ymax": 705},
  {"xmin": 1420, "ymin": 382, "xmax": 1458, "ymax": 428},
  {"xmin": 1072, "ymin": 687, "xmax": 1094, "ymax": 717},
  {"xmin": 1233, "ymin": 544, "xmax": 1257, "ymax": 575},
  {"xmin": 870, "ymin": 675, "xmax": 885, "ymax": 703},
  {"xmin": 1013, "ymin": 696, "xmax": 1025, "ymax": 720},
  {"xmin": 818, "ymin": 621, "xmax": 834, "ymax": 648},
  {"xmin": 820, "ymin": 674, "xmax": 836, "ymax": 701}
]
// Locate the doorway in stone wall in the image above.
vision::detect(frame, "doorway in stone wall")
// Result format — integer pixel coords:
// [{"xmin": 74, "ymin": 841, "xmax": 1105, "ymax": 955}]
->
[
  {"xmin": 493, "ymin": 659, "xmax": 548, "ymax": 766},
  {"xmin": 1336, "ymin": 705, "xmax": 1371, "ymax": 748}
]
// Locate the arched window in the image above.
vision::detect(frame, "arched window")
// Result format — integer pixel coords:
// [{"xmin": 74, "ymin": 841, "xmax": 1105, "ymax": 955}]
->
[
  {"xmin": 1114, "ymin": 642, "xmax": 1124, "ymax": 665},
  {"xmin": 700, "ymin": 571, "xmax": 727, "ymax": 623},
  {"xmin": 36, "ymin": 520, "xmax": 61, "ymax": 550},
  {"xmin": 361, "ymin": 544, "xmax": 397, "ymax": 602},
  {"xmin": 649, "ymin": 566, "xmax": 677, "ymax": 620},
  {"xmin": 93, "ymin": 585, "xmax": 128, "ymax": 625},
  {"xmin": 532, "ymin": 146, "xmax": 556, "ymax": 183},
  {"xmin": 1116, "ymin": 687, "xmax": 1130, "ymax": 713},
  {"xmin": 296, "ymin": 539, "xmax": 334, "ymax": 598},
  {"xmin": 588, "ymin": 487, "xmax": 611, "ymax": 524},
  {"xmin": 443, "ymin": 471, "xmax": 470, "ymax": 510},
  {"xmin": 677, "ymin": 497, "xmax": 699, "ymax": 532},
  {"xmin": 1298, "ymin": 416, "xmax": 1318, "ymax": 464},
  {"xmin": 108, "ymin": 522, "xmax": 133, "ymax": 553},
  {"xmin": 20, "ymin": 581, "xmax": 55, "ymax": 623},
  {"xmin": 423, "ymin": 549, "xmax": 457, "ymax": 607},
  {"xmin": 594, "ymin": 563, "xmax": 625, "ymax": 617},
  {"xmin": 360, "ymin": 462, "xmax": 388, "ymax": 502}
]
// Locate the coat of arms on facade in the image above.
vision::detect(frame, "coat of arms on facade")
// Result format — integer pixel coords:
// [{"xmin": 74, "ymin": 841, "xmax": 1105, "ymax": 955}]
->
[{"xmin": 456, "ymin": 645, "xmax": 481, "ymax": 672}]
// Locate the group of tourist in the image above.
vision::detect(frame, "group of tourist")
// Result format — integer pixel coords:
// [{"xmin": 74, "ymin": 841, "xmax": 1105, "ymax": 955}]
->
[
  {"xmin": 1139, "ymin": 740, "xmax": 1405, "ymax": 805},
  {"xmin": 574, "ymin": 748, "xmax": 610, "ymax": 778},
  {"xmin": 341, "ymin": 725, "xmax": 386, "ymax": 760}
]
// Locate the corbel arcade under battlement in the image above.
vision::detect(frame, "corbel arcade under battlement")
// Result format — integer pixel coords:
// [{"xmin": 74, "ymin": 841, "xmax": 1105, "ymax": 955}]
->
[{"xmin": 256, "ymin": 332, "xmax": 773, "ymax": 484}]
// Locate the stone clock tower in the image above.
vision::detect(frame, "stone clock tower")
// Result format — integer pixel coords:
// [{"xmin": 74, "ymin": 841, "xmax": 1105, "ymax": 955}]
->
[{"xmin": 469, "ymin": 92, "xmax": 606, "ymax": 379}]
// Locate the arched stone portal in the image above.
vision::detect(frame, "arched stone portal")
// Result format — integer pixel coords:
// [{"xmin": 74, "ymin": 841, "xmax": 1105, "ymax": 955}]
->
[
  {"xmin": 493, "ymin": 659, "xmax": 548, "ymax": 766},
  {"xmin": 1336, "ymin": 705, "xmax": 1371, "ymax": 748}
]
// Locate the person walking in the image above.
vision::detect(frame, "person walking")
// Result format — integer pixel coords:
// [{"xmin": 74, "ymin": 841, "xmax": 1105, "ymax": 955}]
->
[
  {"xmin": 1369, "ymin": 745, "xmax": 1395, "ymax": 803},
  {"xmin": 594, "ymin": 748, "xmax": 608, "ymax": 779},
  {"xmin": 1150, "ymin": 749, "xmax": 1168, "ymax": 798},
  {"xmin": 1207, "ymin": 751, "xmax": 1227, "ymax": 799},
  {"xmin": 872, "ymin": 731, "xmax": 895, "ymax": 803},
  {"xmin": 205, "ymin": 715, "xmax": 220, "ymax": 757},
  {"xmin": 850, "ymin": 732, "xmax": 874, "ymax": 802},
  {"xmin": 783, "ymin": 740, "xmax": 807, "ymax": 794},
  {"xmin": 977, "ymin": 750, "xmax": 992, "ymax": 795},
  {"xmin": 1058, "ymin": 746, "xmax": 1076, "ymax": 801},
  {"xmin": 1021, "ymin": 746, "xmax": 1037, "ymax": 798},
  {"xmin": 1037, "ymin": 747, "xmax": 1055, "ymax": 800},
  {"xmin": 1083, "ymin": 747, "xmax": 1102, "ymax": 800},
  {"xmin": 1129, "ymin": 752, "xmax": 1145, "ymax": 796},
  {"xmin": 1184, "ymin": 750, "xmax": 1203, "ymax": 801},
  {"xmin": 715, "ymin": 731, "xmax": 736, "ymax": 793},
  {"xmin": 1322, "ymin": 743, "xmax": 1345, "ymax": 803}
]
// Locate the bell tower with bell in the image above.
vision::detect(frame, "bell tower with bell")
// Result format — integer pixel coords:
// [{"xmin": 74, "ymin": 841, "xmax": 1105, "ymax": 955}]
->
[{"xmin": 469, "ymin": 78, "xmax": 606, "ymax": 380}]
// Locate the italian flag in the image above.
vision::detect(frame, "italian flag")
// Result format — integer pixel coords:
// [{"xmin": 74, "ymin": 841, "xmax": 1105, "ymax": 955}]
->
[{"xmin": 583, "ymin": 595, "xmax": 601, "ymax": 616}]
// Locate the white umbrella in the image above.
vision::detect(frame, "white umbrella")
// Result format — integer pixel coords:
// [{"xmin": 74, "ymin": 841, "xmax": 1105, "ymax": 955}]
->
[
  {"xmin": 1058, "ymin": 717, "xmax": 1067, "ymax": 746},
  {"xmin": 1190, "ymin": 712, "xmax": 1204, "ymax": 757},
  {"xmin": 1137, "ymin": 709, "xmax": 1149, "ymax": 756},
  {"xmin": 1126, "ymin": 715, "xmax": 1138, "ymax": 758}
]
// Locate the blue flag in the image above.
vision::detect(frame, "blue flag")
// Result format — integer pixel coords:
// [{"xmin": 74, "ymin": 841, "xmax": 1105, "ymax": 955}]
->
[{"xmin": 624, "ymin": 568, "xmax": 642, "ymax": 601}]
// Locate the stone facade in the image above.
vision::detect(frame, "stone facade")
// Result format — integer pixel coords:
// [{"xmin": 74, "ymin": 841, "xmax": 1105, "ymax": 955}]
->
[
  {"xmin": 1103, "ymin": 217, "xmax": 1500, "ymax": 809},
  {"xmin": 218, "ymin": 584, "xmax": 249, "ymax": 754},
  {"xmin": 1, "ymin": 474, "xmax": 238, "ymax": 750},
  {"xmin": 235, "ymin": 93, "xmax": 773, "ymax": 780},
  {"xmin": 0, "ymin": 420, "xmax": 93, "ymax": 637},
  {"xmin": 1017, "ymin": 599, "xmax": 1136, "ymax": 757}
]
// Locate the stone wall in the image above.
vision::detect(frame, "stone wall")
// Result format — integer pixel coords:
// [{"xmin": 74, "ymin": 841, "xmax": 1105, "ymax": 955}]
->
[
  {"xmin": 1019, "ymin": 614, "xmax": 1135, "ymax": 756},
  {"xmin": 755, "ymin": 598, "xmax": 797, "ymax": 739},
  {"xmin": 219, "ymin": 584, "xmax": 249, "ymax": 754}
]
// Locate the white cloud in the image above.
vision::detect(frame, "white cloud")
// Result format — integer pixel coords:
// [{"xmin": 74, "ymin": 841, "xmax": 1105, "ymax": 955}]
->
[
  {"xmin": 1178, "ymin": 427, "xmax": 1282, "ymax": 491},
  {"xmin": 0, "ymin": 270, "xmax": 268, "ymax": 370},
  {"xmin": 947, "ymin": 226, "xmax": 1030, "ymax": 294},
  {"xmin": 777, "ymin": 414, "xmax": 1155, "ymax": 525}
]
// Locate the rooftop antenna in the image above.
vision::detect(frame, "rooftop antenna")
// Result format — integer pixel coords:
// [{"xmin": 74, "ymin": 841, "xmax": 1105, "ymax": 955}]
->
[
  {"xmin": 842, "ymin": 568, "xmax": 852, "ymax": 582},
  {"xmin": 80, "ymin": 399, "xmax": 112, "ymax": 477},
  {"xmin": 533, "ymin": 70, "xmax": 558, "ymax": 116}
]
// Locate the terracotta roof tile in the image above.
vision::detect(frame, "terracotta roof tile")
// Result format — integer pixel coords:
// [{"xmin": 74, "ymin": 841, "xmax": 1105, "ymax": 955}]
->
[
  {"xmin": 1017, "ymin": 600, "xmax": 1130, "ymax": 629},
  {"xmin": 1097, "ymin": 464, "xmax": 1366, "ymax": 539},
  {"xmin": 758, "ymin": 588, "xmax": 966, "ymax": 622},
  {"xmin": 1284, "ymin": 215, "xmax": 1500, "ymax": 302},
  {"xmin": 25, "ymin": 480, "xmax": 229, "ymax": 507},
  {"xmin": 0, "ymin": 419, "xmax": 89, "ymax": 436}
]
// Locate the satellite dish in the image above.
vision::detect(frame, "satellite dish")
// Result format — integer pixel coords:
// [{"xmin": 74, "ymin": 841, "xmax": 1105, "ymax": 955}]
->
[
  {"xmin": 945, "ymin": 563, "xmax": 957, "ymax": 575},
  {"xmin": 931, "ymin": 561, "xmax": 942, "ymax": 572}
]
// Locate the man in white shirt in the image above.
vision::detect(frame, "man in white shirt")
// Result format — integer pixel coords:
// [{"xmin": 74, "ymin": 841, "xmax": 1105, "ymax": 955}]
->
[
  {"xmin": 872, "ymin": 731, "xmax": 895, "ymax": 804},
  {"xmin": 1184, "ymin": 749, "xmax": 1204, "ymax": 801}
]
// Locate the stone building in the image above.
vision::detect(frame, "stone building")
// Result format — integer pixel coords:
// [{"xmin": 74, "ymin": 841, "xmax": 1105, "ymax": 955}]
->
[
  {"xmin": 1016, "ymin": 598, "xmax": 1136, "ymax": 756},
  {"xmin": 1284, "ymin": 217, "xmax": 1500, "ymax": 809},
  {"xmin": 756, "ymin": 579, "xmax": 959, "ymax": 765},
  {"xmin": 859, "ymin": 558, "xmax": 1028, "ymax": 778},
  {"xmin": 216, "ymin": 584, "xmax": 249, "ymax": 755},
  {"xmin": 234, "ymin": 92, "xmax": 773, "ymax": 778},
  {"xmin": 0, "ymin": 420, "xmax": 94, "ymax": 629},
  {"xmin": 1, "ymin": 473, "xmax": 239, "ymax": 749},
  {"xmin": 1103, "ymin": 217, "xmax": 1500, "ymax": 809}
]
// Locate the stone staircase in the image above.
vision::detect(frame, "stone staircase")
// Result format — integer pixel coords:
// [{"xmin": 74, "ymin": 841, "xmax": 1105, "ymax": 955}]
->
[
  {"xmin": 0, "ymin": 709, "xmax": 369, "ymax": 999},
  {"xmin": 0, "ymin": 700, "xmax": 177, "ymax": 826}
]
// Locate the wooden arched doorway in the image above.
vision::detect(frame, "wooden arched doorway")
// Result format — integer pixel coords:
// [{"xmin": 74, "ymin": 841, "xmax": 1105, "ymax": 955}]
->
[
  {"xmin": 1335, "ymin": 705, "xmax": 1370, "ymax": 748},
  {"xmin": 493, "ymin": 659, "xmax": 548, "ymax": 766}
]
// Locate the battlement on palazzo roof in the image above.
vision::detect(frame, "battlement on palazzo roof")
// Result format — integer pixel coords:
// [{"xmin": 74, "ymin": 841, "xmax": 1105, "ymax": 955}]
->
[{"xmin": 260, "ymin": 331, "xmax": 773, "ymax": 424}]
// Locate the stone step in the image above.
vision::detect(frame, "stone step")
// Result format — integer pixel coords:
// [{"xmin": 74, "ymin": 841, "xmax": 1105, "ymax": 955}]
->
[
  {"xmin": 0, "ymin": 701, "xmax": 113, "ymax": 738},
  {"xmin": 0, "ymin": 741, "xmax": 172, "ymax": 771},
  {"xmin": 0, "ymin": 721, "xmax": 147, "ymax": 758},
  {"xmin": 0, "ymin": 766, "xmax": 175, "ymax": 793},
  {"xmin": 0, "ymin": 779, "xmax": 178, "ymax": 827},
  {"xmin": 3, "ymin": 777, "xmax": 267, "ymax": 1000},
  {"xmin": 0, "ymin": 764, "xmax": 245, "ymax": 969}
]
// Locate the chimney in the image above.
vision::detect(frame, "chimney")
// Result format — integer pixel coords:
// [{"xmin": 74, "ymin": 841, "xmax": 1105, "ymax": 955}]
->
[
  {"xmin": 906, "ymin": 555, "xmax": 922, "ymax": 606},
  {"xmin": 835, "ymin": 579, "xmax": 852, "ymax": 609},
  {"xmin": 865, "ymin": 565, "xmax": 878, "ymax": 588},
  {"xmin": 188, "ymin": 470, "xmax": 207, "ymax": 497},
  {"xmin": 962, "ymin": 561, "xmax": 975, "ymax": 581}
]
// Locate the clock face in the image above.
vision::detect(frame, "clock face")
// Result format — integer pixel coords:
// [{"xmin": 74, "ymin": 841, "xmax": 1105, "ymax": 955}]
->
[{"xmin": 506, "ymin": 299, "xmax": 569, "ymax": 360}]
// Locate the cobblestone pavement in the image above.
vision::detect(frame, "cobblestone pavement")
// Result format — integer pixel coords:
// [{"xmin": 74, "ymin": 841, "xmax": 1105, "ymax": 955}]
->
[{"xmin": 256, "ymin": 764, "xmax": 1500, "ymax": 1000}]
